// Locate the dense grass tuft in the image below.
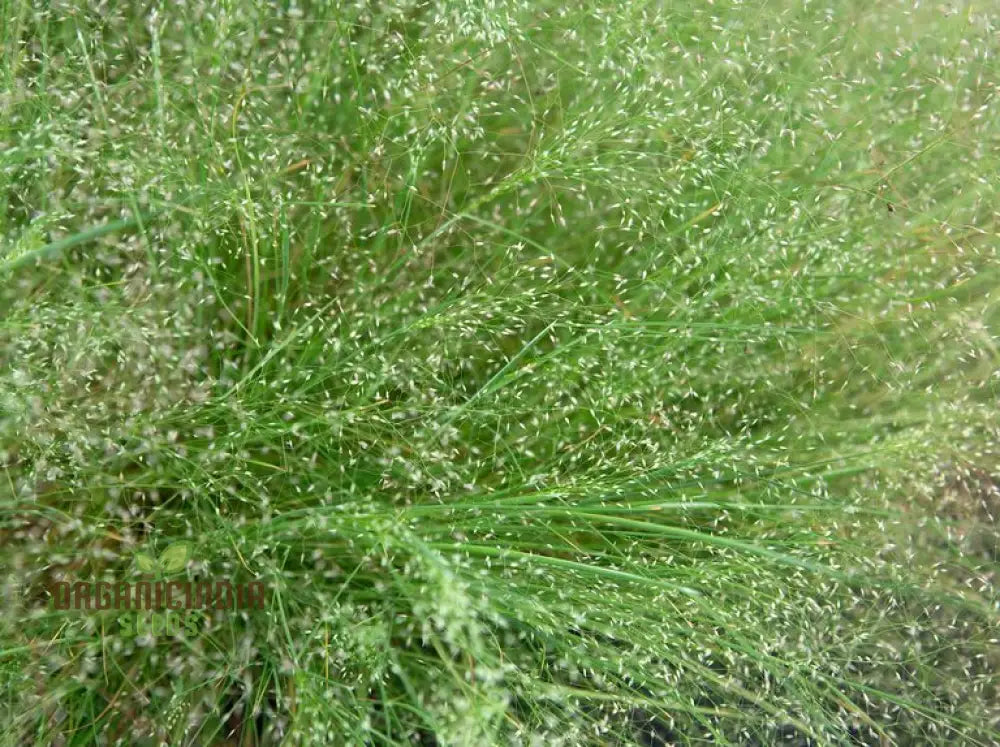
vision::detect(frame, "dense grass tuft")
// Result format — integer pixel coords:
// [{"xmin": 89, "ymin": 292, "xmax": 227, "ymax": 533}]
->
[{"xmin": 2, "ymin": 1, "xmax": 999, "ymax": 744}]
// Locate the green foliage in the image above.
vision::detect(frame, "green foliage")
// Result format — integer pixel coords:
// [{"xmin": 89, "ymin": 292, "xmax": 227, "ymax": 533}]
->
[{"xmin": 1, "ymin": 0, "xmax": 998, "ymax": 744}]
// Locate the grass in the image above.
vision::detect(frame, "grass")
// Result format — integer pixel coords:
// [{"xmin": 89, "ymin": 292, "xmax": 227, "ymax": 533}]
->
[{"xmin": 1, "ymin": 0, "xmax": 999, "ymax": 744}]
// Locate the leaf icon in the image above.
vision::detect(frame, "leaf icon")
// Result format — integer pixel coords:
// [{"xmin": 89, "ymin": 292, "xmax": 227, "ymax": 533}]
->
[
  {"xmin": 135, "ymin": 552, "xmax": 158, "ymax": 574},
  {"xmin": 159, "ymin": 542, "xmax": 191, "ymax": 574}
]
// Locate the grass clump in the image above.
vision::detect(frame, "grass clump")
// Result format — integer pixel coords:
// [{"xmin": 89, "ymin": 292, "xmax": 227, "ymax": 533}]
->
[{"xmin": 1, "ymin": 0, "xmax": 999, "ymax": 744}]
